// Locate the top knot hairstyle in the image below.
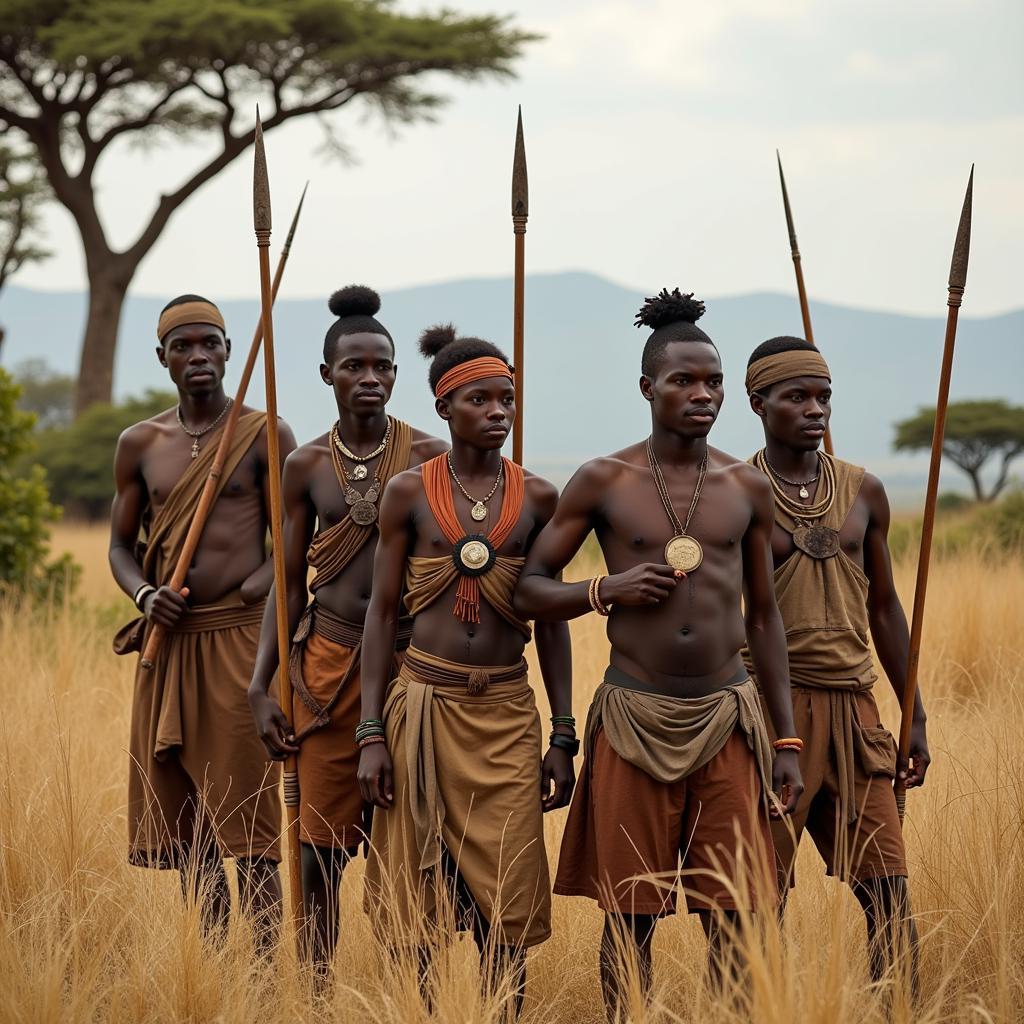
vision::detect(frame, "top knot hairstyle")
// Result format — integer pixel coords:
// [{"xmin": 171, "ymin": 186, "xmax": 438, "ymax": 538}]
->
[
  {"xmin": 635, "ymin": 288, "xmax": 716, "ymax": 377},
  {"xmin": 323, "ymin": 285, "xmax": 393, "ymax": 361},
  {"xmin": 419, "ymin": 324, "xmax": 512, "ymax": 396}
]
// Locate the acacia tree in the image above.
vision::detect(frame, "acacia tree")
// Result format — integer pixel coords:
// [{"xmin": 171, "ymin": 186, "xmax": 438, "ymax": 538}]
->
[
  {"xmin": 894, "ymin": 399, "xmax": 1024, "ymax": 502},
  {"xmin": 0, "ymin": 0, "xmax": 534, "ymax": 414}
]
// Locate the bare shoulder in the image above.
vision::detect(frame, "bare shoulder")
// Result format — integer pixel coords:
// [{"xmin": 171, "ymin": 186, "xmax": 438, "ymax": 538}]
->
[
  {"xmin": 571, "ymin": 444, "xmax": 644, "ymax": 490},
  {"xmin": 716, "ymin": 449, "xmax": 771, "ymax": 498},
  {"xmin": 859, "ymin": 471, "xmax": 890, "ymax": 514},
  {"xmin": 116, "ymin": 407, "xmax": 173, "ymax": 455},
  {"xmin": 382, "ymin": 463, "xmax": 426, "ymax": 502},
  {"xmin": 284, "ymin": 432, "xmax": 330, "ymax": 474},
  {"xmin": 523, "ymin": 469, "xmax": 559, "ymax": 513},
  {"xmin": 409, "ymin": 428, "xmax": 449, "ymax": 465}
]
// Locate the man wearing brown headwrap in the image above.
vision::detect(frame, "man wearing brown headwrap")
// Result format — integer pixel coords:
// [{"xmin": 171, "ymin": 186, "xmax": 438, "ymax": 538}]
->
[
  {"xmin": 743, "ymin": 335, "xmax": 930, "ymax": 988},
  {"xmin": 515, "ymin": 289, "xmax": 803, "ymax": 1018},
  {"xmin": 109, "ymin": 294, "xmax": 296, "ymax": 946},
  {"xmin": 247, "ymin": 285, "xmax": 446, "ymax": 973}
]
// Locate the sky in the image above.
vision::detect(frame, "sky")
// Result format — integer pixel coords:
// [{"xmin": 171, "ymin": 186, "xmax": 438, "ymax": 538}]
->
[{"xmin": 14, "ymin": 0, "xmax": 1024, "ymax": 317}]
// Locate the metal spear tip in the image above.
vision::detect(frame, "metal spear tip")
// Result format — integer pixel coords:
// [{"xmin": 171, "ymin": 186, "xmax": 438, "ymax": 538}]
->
[
  {"xmin": 511, "ymin": 105, "xmax": 529, "ymax": 219},
  {"xmin": 776, "ymin": 149, "xmax": 798, "ymax": 251},
  {"xmin": 253, "ymin": 107, "xmax": 272, "ymax": 235},
  {"xmin": 948, "ymin": 165, "xmax": 973, "ymax": 292},
  {"xmin": 283, "ymin": 180, "xmax": 309, "ymax": 251}
]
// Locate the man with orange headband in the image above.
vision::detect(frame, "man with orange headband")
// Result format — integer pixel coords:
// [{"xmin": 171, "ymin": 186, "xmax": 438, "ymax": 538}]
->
[
  {"xmin": 358, "ymin": 325, "xmax": 573, "ymax": 1015},
  {"xmin": 514, "ymin": 290, "xmax": 803, "ymax": 1016},
  {"xmin": 247, "ymin": 286, "xmax": 446, "ymax": 973},
  {"xmin": 109, "ymin": 294, "xmax": 295, "ymax": 946},
  {"xmin": 744, "ymin": 335, "xmax": 929, "ymax": 987}
]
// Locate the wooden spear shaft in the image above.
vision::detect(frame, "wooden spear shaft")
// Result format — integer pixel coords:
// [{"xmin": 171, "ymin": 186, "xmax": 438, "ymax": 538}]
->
[
  {"xmin": 776, "ymin": 151, "xmax": 834, "ymax": 456},
  {"xmin": 140, "ymin": 182, "xmax": 308, "ymax": 670},
  {"xmin": 252, "ymin": 112, "xmax": 304, "ymax": 933},
  {"xmin": 511, "ymin": 106, "xmax": 529, "ymax": 466},
  {"xmin": 894, "ymin": 167, "xmax": 974, "ymax": 824}
]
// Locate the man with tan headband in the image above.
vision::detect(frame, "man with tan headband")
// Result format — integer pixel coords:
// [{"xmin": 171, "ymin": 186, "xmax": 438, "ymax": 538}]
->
[
  {"xmin": 110, "ymin": 294, "xmax": 296, "ymax": 946},
  {"xmin": 743, "ymin": 335, "xmax": 930, "ymax": 986}
]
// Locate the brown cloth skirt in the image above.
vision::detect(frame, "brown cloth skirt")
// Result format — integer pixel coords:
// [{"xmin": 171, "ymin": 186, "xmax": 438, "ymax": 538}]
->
[
  {"xmin": 555, "ymin": 727, "xmax": 775, "ymax": 916},
  {"xmin": 364, "ymin": 647, "xmax": 551, "ymax": 948},
  {"xmin": 124, "ymin": 594, "xmax": 281, "ymax": 867},
  {"xmin": 764, "ymin": 686, "xmax": 907, "ymax": 885}
]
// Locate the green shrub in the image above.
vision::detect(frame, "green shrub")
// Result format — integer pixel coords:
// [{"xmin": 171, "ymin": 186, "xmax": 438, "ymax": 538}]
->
[{"xmin": 0, "ymin": 368, "xmax": 79, "ymax": 600}]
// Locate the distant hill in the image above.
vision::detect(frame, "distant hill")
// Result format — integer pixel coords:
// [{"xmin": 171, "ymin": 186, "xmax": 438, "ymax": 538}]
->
[{"xmin": 2, "ymin": 272, "xmax": 1021, "ymax": 502}]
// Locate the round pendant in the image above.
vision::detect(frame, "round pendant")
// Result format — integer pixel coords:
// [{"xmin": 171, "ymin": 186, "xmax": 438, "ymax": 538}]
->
[
  {"xmin": 792, "ymin": 523, "xmax": 839, "ymax": 560},
  {"xmin": 665, "ymin": 535, "xmax": 703, "ymax": 573},
  {"xmin": 349, "ymin": 499, "xmax": 378, "ymax": 526},
  {"xmin": 470, "ymin": 501, "xmax": 488, "ymax": 522},
  {"xmin": 452, "ymin": 535, "xmax": 497, "ymax": 577},
  {"xmin": 798, "ymin": 485, "xmax": 809, "ymax": 499},
  {"xmin": 351, "ymin": 464, "xmax": 368, "ymax": 481}
]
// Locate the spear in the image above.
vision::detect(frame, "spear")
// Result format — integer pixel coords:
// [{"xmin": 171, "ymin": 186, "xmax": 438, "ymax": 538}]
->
[
  {"xmin": 511, "ymin": 106, "xmax": 528, "ymax": 465},
  {"xmin": 776, "ymin": 151, "xmax": 834, "ymax": 456},
  {"xmin": 894, "ymin": 167, "xmax": 974, "ymax": 824},
  {"xmin": 140, "ymin": 181, "xmax": 308, "ymax": 670},
  {"xmin": 252, "ymin": 110, "xmax": 304, "ymax": 932}
]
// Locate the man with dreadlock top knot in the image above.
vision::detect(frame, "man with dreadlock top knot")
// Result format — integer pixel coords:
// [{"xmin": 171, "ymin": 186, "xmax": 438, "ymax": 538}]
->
[
  {"xmin": 515, "ymin": 289, "xmax": 804, "ymax": 1016},
  {"xmin": 743, "ymin": 335, "xmax": 930, "ymax": 987},
  {"xmin": 359, "ymin": 325, "xmax": 573, "ymax": 1015},
  {"xmin": 247, "ymin": 286, "xmax": 447, "ymax": 971},
  {"xmin": 110, "ymin": 294, "xmax": 296, "ymax": 947}
]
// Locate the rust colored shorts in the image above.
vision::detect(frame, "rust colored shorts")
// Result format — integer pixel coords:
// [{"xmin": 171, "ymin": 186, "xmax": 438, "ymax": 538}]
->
[
  {"xmin": 554, "ymin": 727, "xmax": 776, "ymax": 916},
  {"xmin": 768, "ymin": 687, "xmax": 907, "ymax": 885}
]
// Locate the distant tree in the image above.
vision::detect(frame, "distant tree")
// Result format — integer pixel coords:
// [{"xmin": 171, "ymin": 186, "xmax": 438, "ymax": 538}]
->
[
  {"xmin": 26, "ymin": 389, "xmax": 176, "ymax": 519},
  {"xmin": 13, "ymin": 359, "xmax": 75, "ymax": 429},
  {"xmin": 0, "ymin": 142, "xmax": 51, "ymax": 357},
  {"xmin": 0, "ymin": 367, "xmax": 78, "ymax": 600},
  {"xmin": 0, "ymin": 0, "xmax": 536, "ymax": 415},
  {"xmin": 894, "ymin": 400, "xmax": 1024, "ymax": 502}
]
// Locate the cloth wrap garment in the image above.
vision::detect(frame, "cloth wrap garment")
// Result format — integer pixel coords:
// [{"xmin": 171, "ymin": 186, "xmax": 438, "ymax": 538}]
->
[
  {"xmin": 363, "ymin": 455, "xmax": 550, "ymax": 947},
  {"xmin": 555, "ymin": 671, "xmax": 776, "ymax": 915},
  {"xmin": 287, "ymin": 417, "xmax": 414, "ymax": 849},
  {"xmin": 742, "ymin": 454, "xmax": 906, "ymax": 883},
  {"xmin": 113, "ymin": 411, "xmax": 281, "ymax": 867}
]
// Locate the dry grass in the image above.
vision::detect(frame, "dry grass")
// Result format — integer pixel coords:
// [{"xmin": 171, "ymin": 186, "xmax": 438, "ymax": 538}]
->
[{"xmin": 1, "ymin": 523, "xmax": 1022, "ymax": 1023}]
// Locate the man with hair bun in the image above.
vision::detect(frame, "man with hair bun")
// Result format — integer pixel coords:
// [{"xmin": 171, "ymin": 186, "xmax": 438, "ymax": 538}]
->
[
  {"xmin": 514, "ymin": 289, "xmax": 804, "ymax": 1015},
  {"xmin": 744, "ymin": 335, "xmax": 929, "ymax": 988},
  {"xmin": 247, "ymin": 285, "xmax": 446, "ymax": 972},
  {"xmin": 358, "ymin": 324, "xmax": 573, "ymax": 1015},
  {"xmin": 110, "ymin": 294, "xmax": 296, "ymax": 947}
]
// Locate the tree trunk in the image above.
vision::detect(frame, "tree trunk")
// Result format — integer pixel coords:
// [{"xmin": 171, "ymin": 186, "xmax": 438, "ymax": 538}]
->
[
  {"xmin": 72, "ymin": 269, "xmax": 132, "ymax": 415},
  {"xmin": 965, "ymin": 467, "xmax": 986, "ymax": 503}
]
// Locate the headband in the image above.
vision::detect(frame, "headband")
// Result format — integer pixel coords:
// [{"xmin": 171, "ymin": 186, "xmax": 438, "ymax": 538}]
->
[
  {"xmin": 157, "ymin": 301, "xmax": 225, "ymax": 341},
  {"xmin": 434, "ymin": 356, "xmax": 513, "ymax": 398},
  {"xmin": 745, "ymin": 349, "xmax": 831, "ymax": 395}
]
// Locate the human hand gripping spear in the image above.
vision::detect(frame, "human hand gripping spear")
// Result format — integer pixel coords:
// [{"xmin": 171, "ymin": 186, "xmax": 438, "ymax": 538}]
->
[
  {"xmin": 139, "ymin": 180, "xmax": 308, "ymax": 670},
  {"xmin": 251, "ymin": 111, "xmax": 304, "ymax": 932},
  {"xmin": 776, "ymin": 151, "xmax": 834, "ymax": 456},
  {"xmin": 894, "ymin": 167, "xmax": 974, "ymax": 824},
  {"xmin": 511, "ymin": 106, "xmax": 528, "ymax": 465}
]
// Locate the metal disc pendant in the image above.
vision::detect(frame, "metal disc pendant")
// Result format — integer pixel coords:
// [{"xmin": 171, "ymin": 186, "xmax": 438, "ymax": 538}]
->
[
  {"xmin": 452, "ymin": 535, "xmax": 497, "ymax": 577},
  {"xmin": 799, "ymin": 485, "xmax": 809, "ymax": 499},
  {"xmin": 665, "ymin": 535, "xmax": 703, "ymax": 573},
  {"xmin": 792, "ymin": 524, "xmax": 839, "ymax": 560},
  {"xmin": 349, "ymin": 499, "xmax": 378, "ymax": 526},
  {"xmin": 470, "ymin": 501, "xmax": 488, "ymax": 522},
  {"xmin": 351, "ymin": 464, "xmax": 368, "ymax": 481}
]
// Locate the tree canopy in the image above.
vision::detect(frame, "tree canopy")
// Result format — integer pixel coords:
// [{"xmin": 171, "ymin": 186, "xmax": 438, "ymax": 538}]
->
[
  {"xmin": 0, "ymin": 0, "xmax": 535, "ymax": 412},
  {"xmin": 894, "ymin": 399, "xmax": 1024, "ymax": 502}
]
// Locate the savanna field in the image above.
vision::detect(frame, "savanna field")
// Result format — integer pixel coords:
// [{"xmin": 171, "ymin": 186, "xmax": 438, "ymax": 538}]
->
[{"xmin": 1, "ymin": 522, "xmax": 1022, "ymax": 1023}]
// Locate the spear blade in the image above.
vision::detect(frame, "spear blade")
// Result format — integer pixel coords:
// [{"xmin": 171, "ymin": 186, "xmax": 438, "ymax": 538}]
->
[
  {"xmin": 253, "ymin": 109, "xmax": 272, "ymax": 236},
  {"xmin": 512, "ymin": 105, "xmax": 529, "ymax": 219},
  {"xmin": 776, "ymin": 150, "xmax": 799, "ymax": 255},
  {"xmin": 948, "ymin": 165, "xmax": 973, "ymax": 295},
  {"xmin": 282, "ymin": 181, "xmax": 309, "ymax": 255}
]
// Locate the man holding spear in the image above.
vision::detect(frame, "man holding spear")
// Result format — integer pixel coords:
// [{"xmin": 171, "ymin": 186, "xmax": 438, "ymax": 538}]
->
[
  {"xmin": 247, "ymin": 284, "xmax": 447, "ymax": 972},
  {"xmin": 742, "ymin": 335, "xmax": 929, "ymax": 985},
  {"xmin": 109, "ymin": 293, "xmax": 296, "ymax": 944}
]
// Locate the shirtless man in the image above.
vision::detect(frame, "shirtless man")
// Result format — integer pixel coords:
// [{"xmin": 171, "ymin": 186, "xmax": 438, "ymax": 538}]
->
[
  {"xmin": 744, "ymin": 335, "xmax": 929, "ymax": 987},
  {"xmin": 514, "ymin": 289, "xmax": 804, "ymax": 1017},
  {"xmin": 247, "ymin": 286, "xmax": 446, "ymax": 970},
  {"xmin": 110, "ymin": 294, "xmax": 295, "ymax": 945},
  {"xmin": 357, "ymin": 325, "xmax": 574, "ymax": 1015}
]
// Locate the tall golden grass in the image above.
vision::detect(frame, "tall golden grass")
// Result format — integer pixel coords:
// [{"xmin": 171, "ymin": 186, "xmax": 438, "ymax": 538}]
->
[{"xmin": 1, "ymin": 524, "xmax": 1021, "ymax": 1022}]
